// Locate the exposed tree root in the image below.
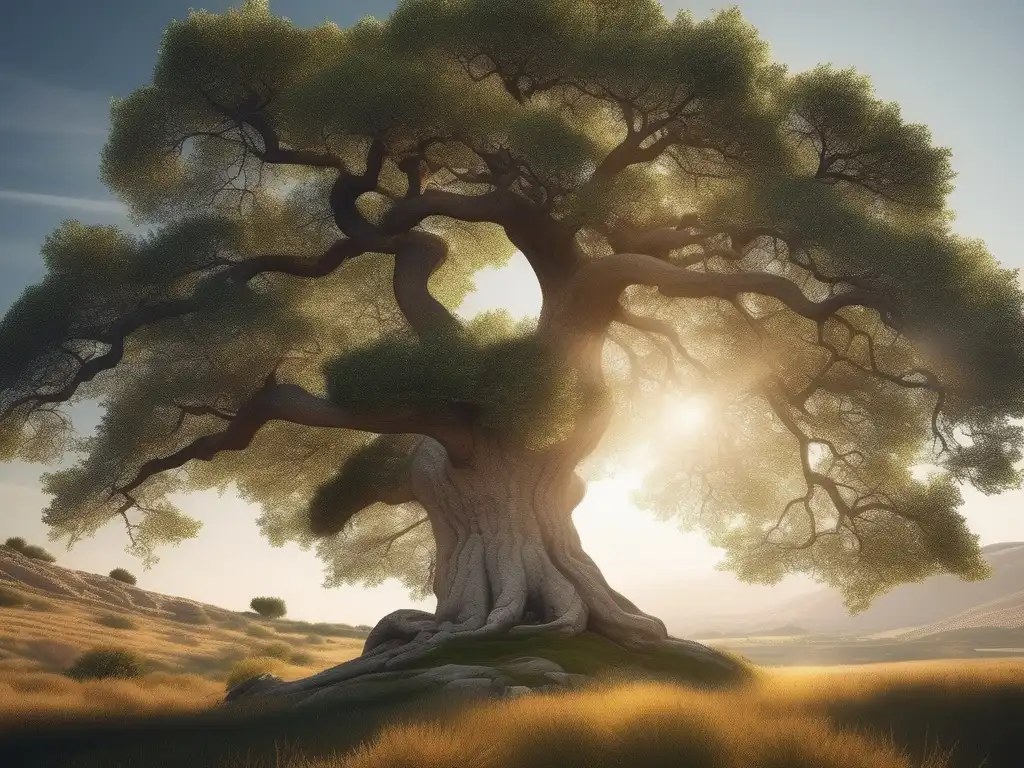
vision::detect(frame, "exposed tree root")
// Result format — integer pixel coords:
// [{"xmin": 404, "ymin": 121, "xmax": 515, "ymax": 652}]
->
[{"xmin": 227, "ymin": 436, "xmax": 748, "ymax": 704}]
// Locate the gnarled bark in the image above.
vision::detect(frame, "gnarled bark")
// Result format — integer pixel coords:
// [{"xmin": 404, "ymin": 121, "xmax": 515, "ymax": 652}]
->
[{"xmin": 243, "ymin": 433, "xmax": 745, "ymax": 702}]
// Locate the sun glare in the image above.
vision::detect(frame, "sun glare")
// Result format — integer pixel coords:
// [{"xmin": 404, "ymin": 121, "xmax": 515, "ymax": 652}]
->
[{"xmin": 662, "ymin": 396, "xmax": 712, "ymax": 437}]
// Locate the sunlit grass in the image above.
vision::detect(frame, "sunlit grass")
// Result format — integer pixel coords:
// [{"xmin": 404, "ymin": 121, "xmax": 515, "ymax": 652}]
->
[
  {"xmin": 0, "ymin": 588, "xmax": 364, "ymax": 726},
  {"xmin": 0, "ymin": 670, "xmax": 224, "ymax": 725},
  {"xmin": 1, "ymin": 584, "xmax": 1020, "ymax": 767},
  {"xmin": 260, "ymin": 673, "xmax": 965, "ymax": 768},
  {"xmin": 1, "ymin": 635, "xmax": 1020, "ymax": 768}
]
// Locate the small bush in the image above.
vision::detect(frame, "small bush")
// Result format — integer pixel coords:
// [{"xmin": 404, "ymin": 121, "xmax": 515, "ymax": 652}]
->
[
  {"xmin": 25, "ymin": 596, "xmax": 56, "ymax": 612},
  {"xmin": 108, "ymin": 568, "xmax": 137, "ymax": 586},
  {"xmin": 289, "ymin": 651, "xmax": 315, "ymax": 666},
  {"xmin": 95, "ymin": 613, "xmax": 137, "ymax": 630},
  {"xmin": 165, "ymin": 632, "xmax": 202, "ymax": 647},
  {"xmin": 0, "ymin": 585, "xmax": 25, "ymax": 608},
  {"xmin": 225, "ymin": 656, "xmax": 285, "ymax": 691},
  {"xmin": 170, "ymin": 605, "xmax": 210, "ymax": 625},
  {"xmin": 65, "ymin": 648, "xmax": 146, "ymax": 681},
  {"xmin": 3, "ymin": 537, "xmax": 56, "ymax": 563},
  {"xmin": 249, "ymin": 596, "xmax": 287, "ymax": 619},
  {"xmin": 246, "ymin": 624, "xmax": 275, "ymax": 639},
  {"xmin": 259, "ymin": 642, "xmax": 293, "ymax": 661},
  {"xmin": 216, "ymin": 613, "xmax": 250, "ymax": 631},
  {"xmin": 304, "ymin": 633, "xmax": 324, "ymax": 645}
]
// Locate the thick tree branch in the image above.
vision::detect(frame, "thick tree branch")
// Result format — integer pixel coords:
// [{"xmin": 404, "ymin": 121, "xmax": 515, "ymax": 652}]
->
[
  {"xmin": 199, "ymin": 90, "xmax": 345, "ymax": 170},
  {"xmin": 1, "ymin": 240, "xmax": 365, "ymax": 422},
  {"xmin": 561, "ymin": 252, "xmax": 903, "ymax": 334},
  {"xmin": 392, "ymin": 232, "xmax": 462, "ymax": 337},
  {"xmin": 606, "ymin": 220, "xmax": 709, "ymax": 260},
  {"xmin": 381, "ymin": 188, "xmax": 578, "ymax": 296},
  {"xmin": 613, "ymin": 306, "xmax": 709, "ymax": 378},
  {"xmin": 113, "ymin": 375, "xmax": 473, "ymax": 500}
]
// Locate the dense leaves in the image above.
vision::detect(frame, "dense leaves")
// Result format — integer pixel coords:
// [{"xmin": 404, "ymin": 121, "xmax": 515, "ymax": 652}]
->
[{"xmin": 1, "ymin": 0, "xmax": 1021, "ymax": 610}]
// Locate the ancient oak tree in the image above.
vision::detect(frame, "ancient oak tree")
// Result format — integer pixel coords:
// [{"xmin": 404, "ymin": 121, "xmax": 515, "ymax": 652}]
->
[{"xmin": 3, "ymin": 0, "xmax": 1024, "ymax": 686}]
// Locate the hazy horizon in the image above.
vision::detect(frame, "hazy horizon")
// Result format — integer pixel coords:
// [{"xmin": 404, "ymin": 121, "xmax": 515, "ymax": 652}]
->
[{"xmin": 2, "ymin": 0, "xmax": 1023, "ymax": 629}]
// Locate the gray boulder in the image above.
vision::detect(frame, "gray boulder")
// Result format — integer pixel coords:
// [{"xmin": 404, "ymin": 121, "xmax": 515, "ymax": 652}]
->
[
  {"xmin": 224, "ymin": 673, "xmax": 283, "ymax": 702},
  {"xmin": 500, "ymin": 656, "xmax": 566, "ymax": 678},
  {"xmin": 543, "ymin": 671, "xmax": 591, "ymax": 688}
]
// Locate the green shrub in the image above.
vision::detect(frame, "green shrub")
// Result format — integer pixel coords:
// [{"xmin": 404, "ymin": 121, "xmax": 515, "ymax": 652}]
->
[
  {"xmin": 259, "ymin": 642, "xmax": 292, "ymax": 661},
  {"xmin": 3, "ymin": 537, "xmax": 56, "ymax": 563},
  {"xmin": 216, "ymin": 613, "xmax": 250, "ymax": 631},
  {"xmin": 246, "ymin": 624, "xmax": 274, "ymax": 639},
  {"xmin": 0, "ymin": 585, "xmax": 25, "ymax": 607},
  {"xmin": 108, "ymin": 568, "xmax": 137, "ymax": 585},
  {"xmin": 249, "ymin": 596, "xmax": 287, "ymax": 619},
  {"xmin": 170, "ymin": 605, "xmax": 211, "ymax": 625},
  {"xmin": 95, "ymin": 613, "xmax": 137, "ymax": 630},
  {"xmin": 65, "ymin": 648, "xmax": 146, "ymax": 681},
  {"xmin": 26, "ymin": 596, "xmax": 57, "ymax": 611},
  {"xmin": 225, "ymin": 656, "xmax": 284, "ymax": 691}
]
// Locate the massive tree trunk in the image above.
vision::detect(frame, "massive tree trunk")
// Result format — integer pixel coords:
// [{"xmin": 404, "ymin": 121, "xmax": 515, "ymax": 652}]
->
[{"xmin": 244, "ymin": 433, "xmax": 745, "ymax": 702}]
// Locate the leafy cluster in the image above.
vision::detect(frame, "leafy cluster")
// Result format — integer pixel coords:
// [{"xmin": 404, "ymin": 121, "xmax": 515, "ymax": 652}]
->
[
  {"xmin": 0, "ymin": 0, "xmax": 1020, "ymax": 612},
  {"xmin": 2, "ymin": 536, "xmax": 57, "ymax": 563},
  {"xmin": 65, "ymin": 648, "xmax": 147, "ymax": 681},
  {"xmin": 108, "ymin": 567, "xmax": 137, "ymax": 585},
  {"xmin": 249, "ymin": 596, "xmax": 287, "ymax": 619},
  {"xmin": 324, "ymin": 311, "xmax": 591, "ymax": 449}
]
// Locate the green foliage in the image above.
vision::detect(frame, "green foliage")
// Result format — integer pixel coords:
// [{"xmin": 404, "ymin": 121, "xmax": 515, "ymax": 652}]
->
[
  {"xmin": 249, "ymin": 596, "xmax": 287, "ymax": 619},
  {"xmin": 258, "ymin": 641, "xmax": 293, "ymax": 661},
  {"xmin": 3, "ymin": 537, "xmax": 57, "ymax": 563},
  {"xmin": 0, "ymin": 585, "xmax": 25, "ymax": 608},
  {"xmin": 170, "ymin": 604, "xmax": 211, "ymax": 625},
  {"xmin": 324, "ymin": 313, "xmax": 590, "ymax": 449},
  {"xmin": 288, "ymin": 650, "xmax": 315, "ymax": 666},
  {"xmin": 95, "ymin": 613, "xmax": 138, "ymax": 630},
  {"xmin": 108, "ymin": 568, "xmax": 138, "ymax": 586},
  {"xmin": 1, "ymin": 0, "xmax": 1022, "ymax": 615},
  {"xmin": 305, "ymin": 433, "xmax": 420, "ymax": 537},
  {"xmin": 246, "ymin": 624, "xmax": 275, "ymax": 638},
  {"xmin": 225, "ymin": 656, "xmax": 284, "ymax": 690},
  {"xmin": 65, "ymin": 648, "xmax": 147, "ymax": 681}
]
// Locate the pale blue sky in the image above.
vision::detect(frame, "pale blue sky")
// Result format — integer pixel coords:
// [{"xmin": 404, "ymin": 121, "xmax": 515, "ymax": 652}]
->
[{"xmin": 1, "ymin": 1, "xmax": 1022, "ymax": 627}]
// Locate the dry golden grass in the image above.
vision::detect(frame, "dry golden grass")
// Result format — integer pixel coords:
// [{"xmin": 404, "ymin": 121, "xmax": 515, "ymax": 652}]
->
[
  {"xmin": 0, "ymin": 589, "xmax": 364, "ymax": 723},
  {"xmin": 217, "ymin": 659, "xmax": 1024, "ymax": 768},
  {"xmin": 0, "ymin": 670, "xmax": 224, "ymax": 725},
  {"xmin": 761, "ymin": 657, "xmax": 1024, "ymax": 705},
  {"xmin": 2, "ymin": 579, "xmax": 1020, "ymax": 768},
  {"xmin": 264, "ymin": 678, "xmax": 952, "ymax": 768}
]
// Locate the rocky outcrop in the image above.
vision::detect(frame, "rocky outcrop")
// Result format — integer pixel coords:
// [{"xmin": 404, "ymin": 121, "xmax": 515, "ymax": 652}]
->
[{"xmin": 223, "ymin": 655, "xmax": 596, "ymax": 709}]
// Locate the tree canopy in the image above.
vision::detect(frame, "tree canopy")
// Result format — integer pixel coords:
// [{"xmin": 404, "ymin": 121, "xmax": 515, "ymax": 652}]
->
[{"xmin": 1, "ymin": 0, "xmax": 1022, "ymax": 612}]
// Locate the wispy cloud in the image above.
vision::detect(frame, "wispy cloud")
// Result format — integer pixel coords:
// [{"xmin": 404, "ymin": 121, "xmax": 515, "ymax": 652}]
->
[
  {"xmin": 0, "ymin": 189, "xmax": 127, "ymax": 214},
  {"xmin": 0, "ymin": 72, "xmax": 111, "ymax": 137}
]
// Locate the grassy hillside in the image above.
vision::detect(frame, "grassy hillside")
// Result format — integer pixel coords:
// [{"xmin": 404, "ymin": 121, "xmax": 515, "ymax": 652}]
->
[
  {"xmin": 1, "ymin": 658, "xmax": 1021, "ymax": 767},
  {"xmin": 699, "ymin": 542, "xmax": 1024, "ymax": 638},
  {"xmin": 0, "ymin": 578, "xmax": 366, "ymax": 725},
  {"xmin": 3, "ymin": 547, "xmax": 1023, "ymax": 766}
]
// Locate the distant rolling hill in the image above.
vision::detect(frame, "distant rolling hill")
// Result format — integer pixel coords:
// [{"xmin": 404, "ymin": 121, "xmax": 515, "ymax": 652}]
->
[{"xmin": 691, "ymin": 542, "xmax": 1024, "ymax": 639}]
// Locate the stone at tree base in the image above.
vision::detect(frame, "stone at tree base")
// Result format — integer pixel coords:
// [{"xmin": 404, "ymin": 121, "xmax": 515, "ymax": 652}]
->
[
  {"xmin": 224, "ymin": 673, "xmax": 284, "ymax": 703},
  {"xmin": 500, "ymin": 656, "xmax": 566, "ymax": 677},
  {"xmin": 542, "ymin": 671, "xmax": 589, "ymax": 687},
  {"xmin": 443, "ymin": 677, "xmax": 503, "ymax": 694},
  {"xmin": 417, "ymin": 663, "xmax": 512, "ymax": 685},
  {"xmin": 223, "ymin": 660, "xmax": 598, "ymax": 708}
]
